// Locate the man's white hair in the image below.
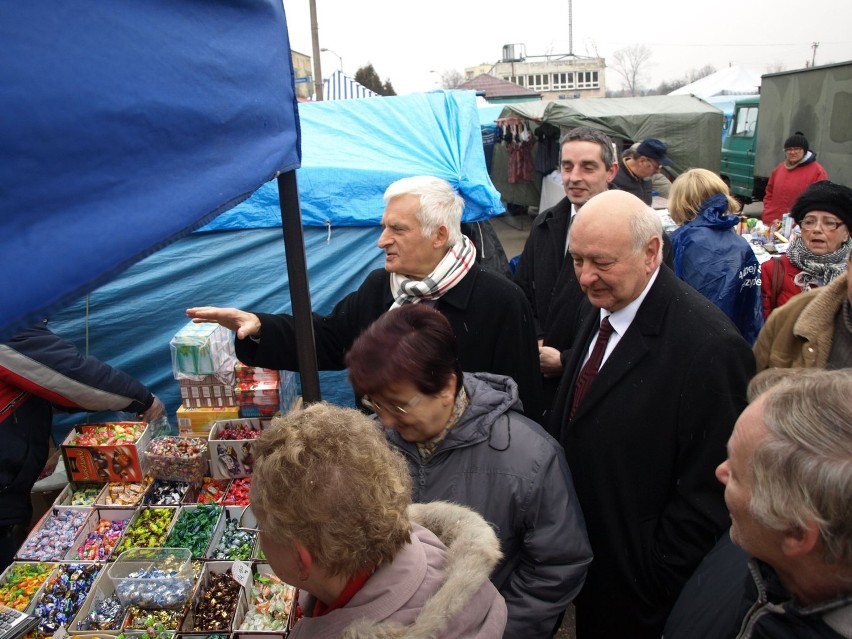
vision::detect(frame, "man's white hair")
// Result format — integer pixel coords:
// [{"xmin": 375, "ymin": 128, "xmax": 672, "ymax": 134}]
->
[{"xmin": 384, "ymin": 176, "xmax": 464, "ymax": 247}]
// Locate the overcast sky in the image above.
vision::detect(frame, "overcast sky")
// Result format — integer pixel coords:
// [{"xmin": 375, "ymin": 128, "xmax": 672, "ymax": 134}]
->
[{"xmin": 281, "ymin": 0, "xmax": 852, "ymax": 95}]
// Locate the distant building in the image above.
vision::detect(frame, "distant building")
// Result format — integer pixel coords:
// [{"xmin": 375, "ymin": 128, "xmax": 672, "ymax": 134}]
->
[
  {"xmin": 465, "ymin": 44, "xmax": 607, "ymax": 100},
  {"xmin": 457, "ymin": 74, "xmax": 541, "ymax": 104},
  {"xmin": 291, "ymin": 50, "xmax": 313, "ymax": 100}
]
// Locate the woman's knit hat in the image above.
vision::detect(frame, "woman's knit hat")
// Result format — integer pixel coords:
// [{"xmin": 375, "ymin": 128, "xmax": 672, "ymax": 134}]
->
[
  {"xmin": 791, "ymin": 180, "xmax": 852, "ymax": 229},
  {"xmin": 783, "ymin": 131, "xmax": 809, "ymax": 152}
]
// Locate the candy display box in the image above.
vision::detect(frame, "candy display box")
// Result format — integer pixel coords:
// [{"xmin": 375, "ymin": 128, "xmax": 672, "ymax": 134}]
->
[
  {"xmin": 207, "ymin": 419, "xmax": 266, "ymax": 480},
  {"xmin": 206, "ymin": 506, "xmax": 258, "ymax": 561},
  {"xmin": 178, "ymin": 375, "xmax": 237, "ymax": 409},
  {"xmin": 181, "ymin": 561, "xmax": 240, "ymax": 633},
  {"xmin": 0, "ymin": 561, "xmax": 58, "ymax": 614},
  {"xmin": 164, "ymin": 505, "xmax": 222, "ymax": 559},
  {"xmin": 67, "ymin": 508, "xmax": 132, "ymax": 562},
  {"xmin": 170, "ymin": 322, "xmax": 236, "ymax": 381},
  {"xmin": 109, "ymin": 548, "xmax": 193, "ymax": 610},
  {"xmin": 53, "ymin": 482, "xmax": 107, "ymax": 507},
  {"xmin": 235, "ymin": 381, "xmax": 279, "ymax": 419},
  {"xmin": 232, "ymin": 563, "xmax": 295, "ymax": 634},
  {"xmin": 176, "ymin": 406, "xmax": 240, "ymax": 437},
  {"xmin": 16, "ymin": 508, "xmax": 94, "ymax": 562},
  {"xmin": 61, "ymin": 422, "xmax": 152, "ymax": 483},
  {"xmin": 145, "ymin": 437, "xmax": 209, "ymax": 484},
  {"xmin": 70, "ymin": 566, "xmax": 127, "ymax": 634}
]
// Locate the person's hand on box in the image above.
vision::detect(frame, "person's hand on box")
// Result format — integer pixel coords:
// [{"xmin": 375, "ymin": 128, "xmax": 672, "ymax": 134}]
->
[{"xmin": 186, "ymin": 306, "xmax": 261, "ymax": 340}]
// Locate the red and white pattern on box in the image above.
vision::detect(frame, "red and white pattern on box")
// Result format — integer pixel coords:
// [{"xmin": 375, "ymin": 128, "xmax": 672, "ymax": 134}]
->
[
  {"xmin": 235, "ymin": 381, "xmax": 280, "ymax": 405},
  {"xmin": 234, "ymin": 363, "xmax": 279, "ymax": 384}
]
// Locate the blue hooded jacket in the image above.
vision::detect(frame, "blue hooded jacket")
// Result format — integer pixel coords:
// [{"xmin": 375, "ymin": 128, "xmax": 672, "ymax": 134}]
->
[{"xmin": 670, "ymin": 194, "xmax": 763, "ymax": 344}]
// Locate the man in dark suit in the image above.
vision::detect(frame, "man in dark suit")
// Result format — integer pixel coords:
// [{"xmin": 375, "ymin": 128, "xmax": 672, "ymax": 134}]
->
[{"xmin": 548, "ymin": 190, "xmax": 755, "ymax": 638}]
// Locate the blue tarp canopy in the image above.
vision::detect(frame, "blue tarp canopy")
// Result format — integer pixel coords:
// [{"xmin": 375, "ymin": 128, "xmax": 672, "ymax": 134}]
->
[
  {"xmin": 0, "ymin": 2, "xmax": 301, "ymax": 340},
  {"xmin": 46, "ymin": 89, "xmax": 502, "ymax": 425},
  {"xmin": 204, "ymin": 90, "xmax": 504, "ymax": 231}
]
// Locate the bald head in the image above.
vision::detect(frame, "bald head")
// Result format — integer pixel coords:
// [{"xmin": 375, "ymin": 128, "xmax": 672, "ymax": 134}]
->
[{"xmin": 569, "ymin": 190, "xmax": 663, "ymax": 311}]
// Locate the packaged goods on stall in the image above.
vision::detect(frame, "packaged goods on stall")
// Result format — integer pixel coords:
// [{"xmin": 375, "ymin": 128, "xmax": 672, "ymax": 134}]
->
[
  {"xmin": 221, "ymin": 477, "xmax": 251, "ymax": 506},
  {"xmin": 0, "ymin": 562, "xmax": 55, "ymax": 612},
  {"xmin": 183, "ymin": 563, "xmax": 240, "ymax": 632},
  {"xmin": 32, "ymin": 562, "xmax": 100, "ymax": 634},
  {"xmin": 193, "ymin": 478, "xmax": 230, "ymax": 505},
  {"xmin": 237, "ymin": 566, "xmax": 295, "ymax": 631},
  {"xmin": 61, "ymin": 422, "xmax": 152, "ymax": 483},
  {"xmin": 114, "ymin": 508, "xmax": 176, "ymax": 554},
  {"xmin": 16, "ymin": 509, "xmax": 91, "ymax": 561},
  {"xmin": 164, "ymin": 505, "xmax": 221, "ymax": 558},
  {"xmin": 169, "ymin": 322, "xmax": 236, "ymax": 382},
  {"xmin": 144, "ymin": 480, "xmax": 191, "ymax": 506},
  {"xmin": 145, "ymin": 437, "xmax": 208, "ymax": 484},
  {"xmin": 97, "ymin": 476, "xmax": 154, "ymax": 508},
  {"xmin": 176, "ymin": 406, "xmax": 239, "ymax": 438},
  {"xmin": 109, "ymin": 548, "xmax": 193, "ymax": 610},
  {"xmin": 208, "ymin": 419, "xmax": 265, "ymax": 479},
  {"xmin": 73, "ymin": 511, "xmax": 130, "ymax": 561}
]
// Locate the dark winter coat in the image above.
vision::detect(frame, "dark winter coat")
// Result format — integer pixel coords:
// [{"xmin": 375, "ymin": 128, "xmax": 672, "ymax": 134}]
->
[
  {"xmin": 236, "ymin": 264, "xmax": 543, "ymax": 418},
  {"xmin": 548, "ymin": 267, "xmax": 755, "ymax": 639}
]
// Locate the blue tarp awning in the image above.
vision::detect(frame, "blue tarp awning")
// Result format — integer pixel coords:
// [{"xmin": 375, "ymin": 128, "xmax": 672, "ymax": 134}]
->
[{"xmin": 0, "ymin": 2, "xmax": 301, "ymax": 340}]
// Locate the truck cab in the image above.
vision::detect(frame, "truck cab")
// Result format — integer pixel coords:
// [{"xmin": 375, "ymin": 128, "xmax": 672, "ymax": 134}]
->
[{"xmin": 720, "ymin": 95, "xmax": 761, "ymax": 203}]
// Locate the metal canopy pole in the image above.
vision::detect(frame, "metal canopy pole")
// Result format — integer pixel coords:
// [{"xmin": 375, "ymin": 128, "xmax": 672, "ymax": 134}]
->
[{"xmin": 276, "ymin": 171, "xmax": 321, "ymax": 403}]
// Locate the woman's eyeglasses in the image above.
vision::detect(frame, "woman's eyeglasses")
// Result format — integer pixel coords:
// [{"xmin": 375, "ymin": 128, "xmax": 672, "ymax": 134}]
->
[
  {"xmin": 361, "ymin": 394, "xmax": 422, "ymax": 416},
  {"xmin": 800, "ymin": 216, "xmax": 845, "ymax": 231}
]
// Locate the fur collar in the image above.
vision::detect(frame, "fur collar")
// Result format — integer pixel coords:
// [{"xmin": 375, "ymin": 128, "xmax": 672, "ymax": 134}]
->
[{"xmin": 341, "ymin": 502, "xmax": 503, "ymax": 639}]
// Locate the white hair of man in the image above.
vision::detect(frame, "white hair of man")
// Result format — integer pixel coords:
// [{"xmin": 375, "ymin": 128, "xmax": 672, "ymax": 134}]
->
[
  {"xmin": 384, "ymin": 176, "xmax": 464, "ymax": 247},
  {"xmin": 628, "ymin": 204, "xmax": 664, "ymax": 260},
  {"xmin": 750, "ymin": 368, "xmax": 852, "ymax": 565}
]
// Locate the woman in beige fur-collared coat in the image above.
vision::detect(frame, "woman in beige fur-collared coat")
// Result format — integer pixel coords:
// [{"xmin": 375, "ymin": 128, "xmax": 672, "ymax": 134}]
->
[
  {"xmin": 250, "ymin": 402, "xmax": 507, "ymax": 639},
  {"xmin": 754, "ymin": 256, "xmax": 852, "ymax": 371}
]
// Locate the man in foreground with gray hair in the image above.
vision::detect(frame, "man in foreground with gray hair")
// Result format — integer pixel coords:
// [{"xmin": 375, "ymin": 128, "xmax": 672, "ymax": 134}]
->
[
  {"xmin": 665, "ymin": 367, "xmax": 852, "ymax": 638},
  {"xmin": 548, "ymin": 190, "xmax": 754, "ymax": 638},
  {"xmin": 188, "ymin": 176, "xmax": 542, "ymax": 417}
]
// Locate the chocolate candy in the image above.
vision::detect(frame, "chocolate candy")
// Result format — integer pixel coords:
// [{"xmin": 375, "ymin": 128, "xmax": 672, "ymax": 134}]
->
[
  {"xmin": 210, "ymin": 517, "xmax": 256, "ymax": 560},
  {"xmin": 164, "ymin": 505, "xmax": 220, "ymax": 557},
  {"xmin": 144, "ymin": 480, "xmax": 190, "ymax": 506},
  {"xmin": 239, "ymin": 572, "xmax": 295, "ymax": 630},
  {"xmin": 124, "ymin": 605, "xmax": 185, "ymax": 630},
  {"xmin": 17, "ymin": 509, "xmax": 89, "ymax": 561},
  {"xmin": 0, "ymin": 562, "xmax": 54, "ymax": 611},
  {"xmin": 115, "ymin": 507, "xmax": 175, "ymax": 554},
  {"xmin": 33, "ymin": 563, "xmax": 99, "ymax": 633},
  {"xmin": 192, "ymin": 569, "xmax": 240, "ymax": 631},
  {"xmin": 77, "ymin": 592, "xmax": 126, "ymax": 630}
]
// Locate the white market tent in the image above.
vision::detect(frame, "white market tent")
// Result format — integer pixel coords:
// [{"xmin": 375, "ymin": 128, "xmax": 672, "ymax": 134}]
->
[{"xmin": 669, "ymin": 66, "xmax": 761, "ymax": 98}]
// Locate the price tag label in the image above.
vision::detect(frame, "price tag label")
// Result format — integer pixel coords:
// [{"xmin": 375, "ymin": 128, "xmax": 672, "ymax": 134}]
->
[
  {"xmin": 54, "ymin": 626, "xmax": 69, "ymax": 639},
  {"xmin": 232, "ymin": 560, "xmax": 252, "ymax": 588}
]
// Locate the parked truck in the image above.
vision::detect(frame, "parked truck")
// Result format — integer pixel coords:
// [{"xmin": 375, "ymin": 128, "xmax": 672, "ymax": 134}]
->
[{"xmin": 720, "ymin": 60, "xmax": 852, "ymax": 203}]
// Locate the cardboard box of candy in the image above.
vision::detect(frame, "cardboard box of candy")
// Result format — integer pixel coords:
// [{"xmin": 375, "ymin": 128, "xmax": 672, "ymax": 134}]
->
[
  {"xmin": 178, "ymin": 375, "xmax": 237, "ymax": 409},
  {"xmin": 232, "ymin": 562, "xmax": 296, "ymax": 633},
  {"xmin": 66, "ymin": 508, "xmax": 132, "ymax": 562},
  {"xmin": 235, "ymin": 381, "xmax": 279, "ymax": 418},
  {"xmin": 16, "ymin": 508, "xmax": 95, "ymax": 562},
  {"xmin": 70, "ymin": 567, "xmax": 127, "ymax": 634},
  {"xmin": 0, "ymin": 561, "xmax": 58, "ymax": 614},
  {"xmin": 181, "ymin": 561, "xmax": 240, "ymax": 633},
  {"xmin": 53, "ymin": 482, "xmax": 107, "ymax": 507},
  {"xmin": 170, "ymin": 321, "xmax": 236, "ymax": 381},
  {"xmin": 177, "ymin": 406, "xmax": 240, "ymax": 437},
  {"xmin": 61, "ymin": 422, "xmax": 151, "ymax": 483},
  {"xmin": 234, "ymin": 363, "xmax": 279, "ymax": 384},
  {"xmin": 207, "ymin": 419, "xmax": 266, "ymax": 480}
]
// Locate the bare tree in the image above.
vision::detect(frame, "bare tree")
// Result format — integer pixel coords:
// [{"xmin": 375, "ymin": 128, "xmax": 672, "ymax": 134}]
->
[
  {"xmin": 686, "ymin": 64, "xmax": 716, "ymax": 83},
  {"xmin": 441, "ymin": 69, "xmax": 464, "ymax": 89},
  {"xmin": 610, "ymin": 44, "xmax": 653, "ymax": 96}
]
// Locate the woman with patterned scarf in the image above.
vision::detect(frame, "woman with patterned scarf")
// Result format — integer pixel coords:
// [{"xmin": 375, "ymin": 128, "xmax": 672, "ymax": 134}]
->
[{"xmin": 761, "ymin": 180, "xmax": 852, "ymax": 319}]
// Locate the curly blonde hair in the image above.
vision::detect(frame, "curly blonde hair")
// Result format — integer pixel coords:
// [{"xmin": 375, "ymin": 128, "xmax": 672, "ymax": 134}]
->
[
  {"xmin": 668, "ymin": 168, "xmax": 740, "ymax": 225},
  {"xmin": 249, "ymin": 402, "xmax": 412, "ymax": 577}
]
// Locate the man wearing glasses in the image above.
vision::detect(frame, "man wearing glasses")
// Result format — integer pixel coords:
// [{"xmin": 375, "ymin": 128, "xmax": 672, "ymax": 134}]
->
[{"xmin": 611, "ymin": 138, "xmax": 672, "ymax": 205}]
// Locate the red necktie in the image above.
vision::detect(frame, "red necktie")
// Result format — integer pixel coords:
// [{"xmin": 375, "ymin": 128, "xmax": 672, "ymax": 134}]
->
[{"xmin": 570, "ymin": 316, "xmax": 614, "ymax": 419}]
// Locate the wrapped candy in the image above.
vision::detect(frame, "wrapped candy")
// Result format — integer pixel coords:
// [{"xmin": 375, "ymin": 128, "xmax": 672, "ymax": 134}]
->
[{"xmin": 33, "ymin": 563, "xmax": 99, "ymax": 633}]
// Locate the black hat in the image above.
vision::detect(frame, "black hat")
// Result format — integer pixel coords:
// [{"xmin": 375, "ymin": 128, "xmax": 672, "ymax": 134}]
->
[
  {"xmin": 636, "ymin": 138, "xmax": 673, "ymax": 165},
  {"xmin": 791, "ymin": 180, "xmax": 852, "ymax": 230},
  {"xmin": 783, "ymin": 131, "xmax": 809, "ymax": 152}
]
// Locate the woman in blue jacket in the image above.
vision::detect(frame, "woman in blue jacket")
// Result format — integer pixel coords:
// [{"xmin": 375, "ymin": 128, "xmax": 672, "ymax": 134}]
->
[{"xmin": 668, "ymin": 169, "xmax": 763, "ymax": 344}]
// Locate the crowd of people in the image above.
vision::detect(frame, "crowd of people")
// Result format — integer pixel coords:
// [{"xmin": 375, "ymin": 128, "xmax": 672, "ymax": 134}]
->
[{"xmin": 6, "ymin": 123, "xmax": 849, "ymax": 638}]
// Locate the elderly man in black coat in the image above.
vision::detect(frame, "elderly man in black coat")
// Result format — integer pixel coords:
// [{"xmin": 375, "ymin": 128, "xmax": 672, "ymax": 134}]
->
[
  {"xmin": 548, "ymin": 190, "xmax": 755, "ymax": 639},
  {"xmin": 188, "ymin": 176, "xmax": 542, "ymax": 418}
]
